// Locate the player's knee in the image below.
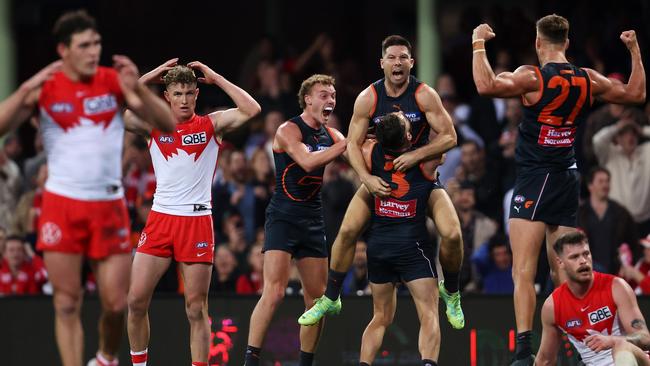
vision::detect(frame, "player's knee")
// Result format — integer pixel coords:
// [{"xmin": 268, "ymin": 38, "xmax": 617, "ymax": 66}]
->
[
  {"xmin": 185, "ymin": 299, "xmax": 207, "ymax": 322},
  {"xmin": 262, "ymin": 285, "xmax": 286, "ymax": 306},
  {"xmin": 53, "ymin": 291, "xmax": 82, "ymax": 317},
  {"xmin": 103, "ymin": 296, "xmax": 127, "ymax": 315},
  {"xmin": 440, "ymin": 227, "xmax": 462, "ymax": 246},
  {"xmin": 337, "ymin": 222, "xmax": 360, "ymax": 246},
  {"xmin": 127, "ymin": 293, "xmax": 149, "ymax": 317},
  {"xmin": 373, "ymin": 310, "xmax": 394, "ymax": 327}
]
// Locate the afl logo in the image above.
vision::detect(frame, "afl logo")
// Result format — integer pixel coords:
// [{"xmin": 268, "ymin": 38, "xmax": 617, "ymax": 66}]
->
[
  {"xmin": 40, "ymin": 222, "xmax": 62, "ymax": 246},
  {"xmin": 159, "ymin": 135, "xmax": 175, "ymax": 144},
  {"xmin": 514, "ymin": 195, "xmax": 526, "ymax": 204}
]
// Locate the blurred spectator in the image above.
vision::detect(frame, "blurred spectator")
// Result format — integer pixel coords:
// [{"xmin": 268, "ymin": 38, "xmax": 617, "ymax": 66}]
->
[
  {"xmin": 292, "ymin": 33, "xmax": 339, "ymax": 85},
  {"xmin": 261, "ymin": 110, "xmax": 285, "ymax": 170},
  {"xmin": 220, "ymin": 210, "xmax": 248, "ymax": 264},
  {"xmin": 435, "ymin": 73, "xmax": 483, "ymax": 184},
  {"xmin": 236, "ymin": 242, "xmax": 264, "ymax": 295},
  {"xmin": 454, "ymin": 140, "xmax": 501, "ymax": 219},
  {"xmin": 322, "ymin": 159, "xmax": 357, "ymax": 247},
  {"xmin": 0, "ymin": 226, "xmax": 6, "ymax": 254},
  {"xmin": 123, "ymin": 136, "xmax": 156, "ymax": 212},
  {"xmin": 578, "ymin": 167, "xmax": 639, "ymax": 274},
  {"xmin": 250, "ymin": 148, "xmax": 274, "ymax": 229},
  {"xmin": 0, "ymin": 137, "xmax": 23, "ymax": 229},
  {"xmin": 3, "ymin": 133, "xmax": 24, "ymax": 168},
  {"xmin": 619, "ymin": 235, "xmax": 650, "ymax": 295},
  {"xmin": 0, "ymin": 235, "xmax": 47, "ymax": 296},
  {"xmin": 467, "ymin": 71, "xmax": 507, "ymax": 147},
  {"xmin": 492, "ymin": 98, "xmax": 521, "ymax": 192},
  {"xmin": 23, "ymin": 123, "xmax": 46, "ymax": 190},
  {"xmin": 593, "ymin": 119, "xmax": 650, "ymax": 235},
  {"xmin": 342, "ymin": 240, "xmax": 370, "ymax": 296},
  {"xmin": 471, "ymin": 233, "xmax": 514, "ymax": 294},
  {"xmin": 11, "ymin": 163, "xmax": 47, "ymax": 244},
  {"xmin": 255, "ymin": 60, "xmax": 297, "ymax": 117},
  {"xmin": 450, "ymin": 180, "xmax": 498, "ymax": 291},
  {"xmin": 210, "ymin": 245, "xmax": 240, "ymax": 294},
  {"xmin": 239, "ymin": 36, "xmax": 278, "ymax": 93}
]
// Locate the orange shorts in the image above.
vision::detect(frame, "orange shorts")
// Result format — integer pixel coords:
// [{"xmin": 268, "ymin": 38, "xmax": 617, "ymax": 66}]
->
[
  {"xmin": 37, "ymin": 190, "xmax": 131, "ymax": 259},
  {"xmin": 136, "ymin": 211, "xmax": 215, "ymax": 263}
]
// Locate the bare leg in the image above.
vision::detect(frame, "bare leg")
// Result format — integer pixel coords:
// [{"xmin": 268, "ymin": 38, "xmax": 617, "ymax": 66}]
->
[
  {"xmin": 613, "ymin": 340, "xmax": 650, "ymax": 366},
  {"xmin": 44, "ymin": 252, "xmax": 84, "ymax": 366},
  {"xmin": 404, "ymin": 278, "xmax": 441, "ymax": 361},
  {"xmin": 127, "ymin": 253, "xmax": 172, "ymax": 352},
  {"xmin": 359, "ymin": 282, "xmax": 397, "ymax": 364},
  {"xmin": 247, "ymin": 250, "xmax": 292, "ymax": 347},
  {"xmin": 180, "ymin": 262, "xmax": 213, "ymax": 362},
  {"xmin": 428, "ymin": 189, "xmax": 463, "ymax": 286},
  {"xmin": 545, "ymin": 225, "xmax": 576, "ymax": 285},
  {"xmin": 296, "ymin": 257, "xmax": 328, "ymax": 352},
  {"xmin": 509, "ymin": 218, "xmax": 546, "ymax": 334},
  {"xmin": 329, "ymin": 186, "xmax": 371, "ymax": 272}
]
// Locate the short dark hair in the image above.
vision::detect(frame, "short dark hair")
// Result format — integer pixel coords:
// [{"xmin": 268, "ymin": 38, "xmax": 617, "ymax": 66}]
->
[
  {"xmin": 553, "ymin": 231, "xmax": 587, "ymax": 255},
  {"xmin": 382, "ymin": 35, "xmax": 412, "ymax": 56},
  {"xmin": 376, "ymin": 113, "xmax": 406, "ymax": 150},
  {"xmin": 3, "ymin": 235, "xmax": 24, "ymax": 249},
  {"xmin": 53, "ymin": 10, "xmax": 97, "ymax": 46},
  {"xmin": 587, "ymin": 166, "xmax": 610, "ymax": 185},
  {"xmin": 488, "ymin": 233, "xmax": 510, "ymax": 253},
  {"xmin": 536, "ymin": 14, "xmax": 569, "ymax": 45}
]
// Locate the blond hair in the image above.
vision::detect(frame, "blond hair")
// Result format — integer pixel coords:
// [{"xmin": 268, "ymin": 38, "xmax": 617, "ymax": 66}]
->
[
  {"xmin": 163, "ymin": 65, "xmax": 197, "ymax": 88},
  {"xmin": 297, "ymin": 74, "xmax": 335, "ymax": 110}
]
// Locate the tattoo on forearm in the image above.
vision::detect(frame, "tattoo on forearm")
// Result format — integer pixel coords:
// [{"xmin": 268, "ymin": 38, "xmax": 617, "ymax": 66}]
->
[{"xmin": 631, "ymin": 319, "xmax": 647, "ymax": 330}]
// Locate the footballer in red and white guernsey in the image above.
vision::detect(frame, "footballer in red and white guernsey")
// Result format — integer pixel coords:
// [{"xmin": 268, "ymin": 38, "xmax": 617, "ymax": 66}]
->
[
  {"xmin": 0, "ymin": 10, "xmax": 175, "ymax": 366},
  {"xmin": 536, "ymin": 231, "xmax": 650, "ymax": 366},
  {"xmin": 124, "ymin": 60, "xmax": 260, "ymax": 366}
]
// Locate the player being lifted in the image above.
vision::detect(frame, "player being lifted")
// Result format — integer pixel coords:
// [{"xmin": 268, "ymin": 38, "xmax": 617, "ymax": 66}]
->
[{"xmin": 300, "ymin": 35, "xmax": 465, "ymax": 330}]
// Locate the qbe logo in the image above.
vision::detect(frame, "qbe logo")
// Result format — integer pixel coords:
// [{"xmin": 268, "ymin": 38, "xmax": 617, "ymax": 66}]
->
[
  {"xmin": 83, "ymin": 94, "xmax": 117, "ymax": 115},
  {"xmin": 182, "ymin": 132, "xmax": 207, "ymax": 146},
  {"xmin": 588, "ymin": 306, "xmax": 613, "ymax": 325}
]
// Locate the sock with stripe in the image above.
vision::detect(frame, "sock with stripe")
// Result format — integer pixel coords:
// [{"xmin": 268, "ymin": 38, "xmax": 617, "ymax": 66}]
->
[
  {"xmin": 95, "ymin": 352, "xmax": 119, "ymax": 366},
  {"xmin": 515, "ymin": 330, "xmax": 533, "ymax": 359},
  {"xmin": 422, "ymin": 359, "xmax": 438, "ymax": 366},
  {"xmin": 191, "ymin": 362, "xmax": 207, "ymax": 366},
  {"xmin": 130, "ymin": 348, "xmax": 147, "ymax": 366}
]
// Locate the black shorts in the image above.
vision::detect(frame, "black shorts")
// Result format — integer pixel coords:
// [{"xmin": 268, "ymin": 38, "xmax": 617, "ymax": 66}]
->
[
  {"xmin": 509, "ymin": 169, "xmax": 579, "ymax": 227},
  {"xmin": 263, "ymin": 209, "xmax": 327, "ymax": 259},
  {"xmin": 367, "ymin": 240, "xmax": 437, "ymax": 284}
]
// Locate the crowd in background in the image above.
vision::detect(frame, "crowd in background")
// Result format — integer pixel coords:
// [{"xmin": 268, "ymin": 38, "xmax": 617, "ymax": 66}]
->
[{"xmin": 1, "ymin": 4, "xmax": 650, "ymax": 298}]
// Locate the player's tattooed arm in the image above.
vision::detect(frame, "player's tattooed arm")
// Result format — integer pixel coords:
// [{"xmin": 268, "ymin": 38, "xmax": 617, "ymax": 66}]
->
[{"xmin": 626, "ymin": 319, "xmax": 650, "ymax": 350}]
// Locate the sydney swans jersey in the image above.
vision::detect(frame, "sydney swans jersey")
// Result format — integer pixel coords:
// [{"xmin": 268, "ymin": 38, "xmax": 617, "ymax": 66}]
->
[
  {"xmin": 39, "ymin": 67, "xmax": 125, "ymax": 200},
  {"xmin": 552, "ymin": 272, "xmax": 621, "ymax": 365},
  {"xmin": 517, "ymin": 63, "xmax": 592, "ymax": 174},
  {"xmin": 149, "ymin": 114, "xmax": 219, "ymax": 216}
]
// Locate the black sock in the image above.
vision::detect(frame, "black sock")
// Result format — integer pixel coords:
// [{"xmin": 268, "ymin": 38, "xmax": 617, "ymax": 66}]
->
[
  {"xmin": 422, "ymin": 360, "xmax": 437, "ymax": 366},
  {"xmin": 244, "ymin": 345, "xmax": 261, "ymax": 366},
  {"xmin": 442, "ymin": 269, "xmax": 460, "ymax": 293},
  {"xmin": 299, "ymin": 351, "xmax": 315, "ymax": 366},
  {"xmin": 324, "ymin": 269, "xmax": 346, "ymax": 300},
  {"xmin": 515, "ymin": 331, "xmax": 532, "ymax": 359},
  {"xmin": 359, "ymin": 363, "xmax": 371, "ymax": 366}
]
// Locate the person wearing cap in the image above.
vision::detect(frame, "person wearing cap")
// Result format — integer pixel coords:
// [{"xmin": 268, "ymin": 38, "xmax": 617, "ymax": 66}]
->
[
  {"xmin": 593, "ymin": 118, "xmax": 650, "ymax": 236},
  {"xmin": 619, "ymin": 235, "xmax": 650, "ymax": 294}
]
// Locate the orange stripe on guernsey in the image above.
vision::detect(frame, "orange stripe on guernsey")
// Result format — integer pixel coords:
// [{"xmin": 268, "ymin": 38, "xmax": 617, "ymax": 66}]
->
[
  {"xmin": 368, "ymin": 84, "xmax": 378, "ymax": 118},
  {"xmin": 281, "ymin": 162, "xmax": 322, "ymax": 202},
  {"xmin": 414, "ymin": 82, "xmax": 427, "ymax": 112},
  {"xmin": 522, "ymin": 66, "xmax": 544, "ymax": 107}
]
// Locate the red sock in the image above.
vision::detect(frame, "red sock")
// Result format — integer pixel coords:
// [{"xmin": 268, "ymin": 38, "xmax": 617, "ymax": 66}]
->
[
  {"xmin": 130, "ymin": 348, "xmax": 148, "ymax": 366},
  {"xmin": 191, "ymin": 362, "xmax": 207, "ymax": 366}
]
